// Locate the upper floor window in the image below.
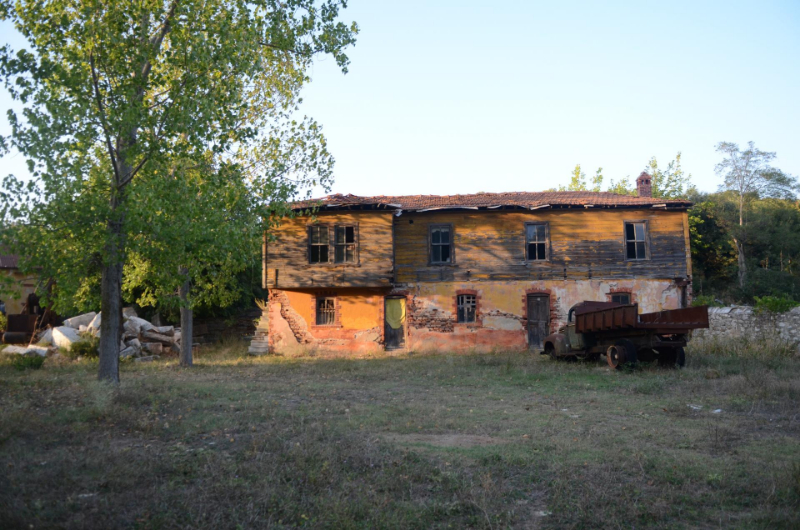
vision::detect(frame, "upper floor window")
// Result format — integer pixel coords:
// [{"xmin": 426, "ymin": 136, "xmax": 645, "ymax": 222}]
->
[
  {"xmin": 308, "ymin": 225, "xmax": 358, "ymax": 264},
  {"xmin": 309, "ymin": 225, "xmax": 329, "ymax": 263},
  {"xmin": 625, "ymin": 222, "xmax": 648, "ymax": 260},
  {"xmin": 334, "ymin": 226, "xmax": 356, "ymax": 263},
  {"xmin": 430, "ymin": 225, "xmax": 452, "ymax": 264},
  {"xmin": 457, "ymin": 294, "xmax": 476, "ymax": 323},
  {"xmin": 525, "ymin": 223, "xmax": 548, "ymax": 261}
]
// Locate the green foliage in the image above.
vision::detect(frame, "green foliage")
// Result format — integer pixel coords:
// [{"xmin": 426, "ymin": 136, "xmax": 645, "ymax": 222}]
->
[
  {"xmin": 691, "ymin": 295, "xmax": 723, "ymax": 308},
  {"xmin": 11, "ymin": 354, "xmax": 45, "ymax": 371},
  {"xmin": 646, "ymin": 153, "xmax": 696, "ymax": 199},
  {"xmin": 0, "ymin": 312, "xmax": 7, "ymax": 333},
  {"xmin": 559, "ymin": 164, "xmax": 604, "ymax": 192},
  {"xmin": 67, "ymin": 336, "xmax": 100, "ymax": 360},
  {"xmin": 0, "ymin": 0, "xmax": 358, "ymax": 320},
  {"xmin": 753, "ymin": 295, "xmax": 799, "ymax": 315}
]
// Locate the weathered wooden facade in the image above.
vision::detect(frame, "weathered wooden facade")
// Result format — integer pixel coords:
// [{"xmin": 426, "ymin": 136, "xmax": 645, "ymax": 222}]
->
[{"xmin": 264, "ymin": 175, "xmax": 694, "ymax": 354}]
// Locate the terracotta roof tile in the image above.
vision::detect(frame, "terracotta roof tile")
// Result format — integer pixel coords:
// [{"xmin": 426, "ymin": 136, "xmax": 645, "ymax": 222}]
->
[{"xmin": 293, "ymin": 191, "xmax": 691, "ymax": 211}]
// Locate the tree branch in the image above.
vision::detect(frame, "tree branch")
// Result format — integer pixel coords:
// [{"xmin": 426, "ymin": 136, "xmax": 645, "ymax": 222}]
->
[{"xmin": 89, "ymin": 52, "xmax": 121, "ymax": 186}]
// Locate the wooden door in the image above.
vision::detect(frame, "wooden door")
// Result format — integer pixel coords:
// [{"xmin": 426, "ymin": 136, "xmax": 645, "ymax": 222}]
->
[
  {"xmin": 384, "ymin": 297, "xmax": 406, "ymax": 349},
  {"xmin": 527, "ymin": 295, "xmax": 549, "ymax": 350}
]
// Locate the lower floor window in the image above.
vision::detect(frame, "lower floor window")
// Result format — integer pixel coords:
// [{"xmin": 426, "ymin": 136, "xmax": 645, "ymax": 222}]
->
[
  {"xmin": 611, "ymin": 293, "xmax": 631, "ymax": 305},
  {"xmin": 457, "ymin": 294, "xmax": 476, "ymax": 323},
  {"xmin": 316, "ymin": 297, "xmax": 336, "ymax": 325}
]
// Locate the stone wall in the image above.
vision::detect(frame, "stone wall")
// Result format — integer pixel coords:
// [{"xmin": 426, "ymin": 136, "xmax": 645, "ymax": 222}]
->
[{"xmin": 692, "ymin": 306, "xmax": 800, "ymax": 345}]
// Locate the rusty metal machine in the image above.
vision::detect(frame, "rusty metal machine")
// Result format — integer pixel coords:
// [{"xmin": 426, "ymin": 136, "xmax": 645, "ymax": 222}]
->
[{"xmin": 542, "ymin": 302, "xmax": 709, "ymax": 368}]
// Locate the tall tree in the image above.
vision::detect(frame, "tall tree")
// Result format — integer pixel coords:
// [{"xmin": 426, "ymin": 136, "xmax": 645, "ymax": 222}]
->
[
  {"xmin": 714, "ymin": 141, "xmax": 798, "ymax": 287},
  {"xmin": 0, "ymin": 0, "xmax": 357, "ymax": 383},
  {"xmin": 646, "ymin": 153, "xmax": 695, "ymax": 199},
  {"xmin": 560, "ymin": 164, "xmax": 603, "ymax": 192}
]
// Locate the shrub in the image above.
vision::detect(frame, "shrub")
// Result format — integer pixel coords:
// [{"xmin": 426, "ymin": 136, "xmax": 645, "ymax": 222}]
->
[
  {"xmin": 753, "ymin": 295, "xmax": 800, "ymax": 314},
  {"xmin": 68, "ymin": 335, "xmax": 100, "ymax": 360},
  {"xmin": 12, "ymin": 354, "xmax": 45, "ymax": 371},
  {"xmin": 0, "ymin": 312, "xmax": 7, "ymax": 333},
  {"xmin": 691, "ymin": 294, "xmax": 724, "ymax": 308}
]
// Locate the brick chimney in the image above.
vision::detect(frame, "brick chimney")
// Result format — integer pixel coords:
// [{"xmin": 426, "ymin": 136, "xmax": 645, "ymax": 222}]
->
[{"xmin": 636, "ymin": 172, "xmax": 652, "ymax": 197}]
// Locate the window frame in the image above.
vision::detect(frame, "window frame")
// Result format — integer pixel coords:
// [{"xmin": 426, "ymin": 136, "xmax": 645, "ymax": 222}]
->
[
  {"xmin": 315, "ymin": 296, "xmax": 337, "ymax": 326},
  {"xmin": 610, "ymin": 292, "xmax": 632, "ymax": 305},
  {"xmin": 428, "ymin": 224, "xmax": 455, "ymax": 265},
  {"xmin": 624, "ymin": 220, "xmax": 650, "ymax": 261},
  {"xmin": 333, "ymin": 225, "xmax": 359, "ymax": 264},
  {"xmin": 308, "ymin": 224, "xmax": 331, "ymax": 264},
  {"xmin": 456, "ymin": 293, "xmax": 478, "ymax": 324},
  {"xmin": 524, "ymin": 222, "xmax": 550, "ymax": 262},
  {"xmin": 307, "ymin": 223, "xmax": 360, "ymax": 266}
]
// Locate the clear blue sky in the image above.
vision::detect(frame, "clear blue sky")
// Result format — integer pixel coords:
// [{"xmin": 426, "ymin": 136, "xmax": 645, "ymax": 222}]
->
[{"xmin": 2, "ymin": 0, "xmax": 799, "ymax": 197}]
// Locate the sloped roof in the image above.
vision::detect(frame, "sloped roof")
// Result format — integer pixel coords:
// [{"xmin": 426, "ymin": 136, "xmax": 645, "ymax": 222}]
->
[{"xmin": 293, "ymin": 191, "xmax": 692, "ymax": 212}]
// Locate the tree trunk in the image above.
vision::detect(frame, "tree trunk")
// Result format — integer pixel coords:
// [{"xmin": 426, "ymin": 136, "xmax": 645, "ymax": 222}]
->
[
  {"xmin": 179, "ymin": 267, "xmax": 193, "ymax": 367},
  {"xmin": 98, "ymin": 218, "xmax": 123, "ymax": 383},
  {"xmin": 733, "ymin": 238, "xmax": 746, "ymax": 289}
]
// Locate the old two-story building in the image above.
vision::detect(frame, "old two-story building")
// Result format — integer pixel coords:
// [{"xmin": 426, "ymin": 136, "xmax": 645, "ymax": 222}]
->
[{"xmin": 262, "ymin": 173, "xmax": 693, "ymax": 354}]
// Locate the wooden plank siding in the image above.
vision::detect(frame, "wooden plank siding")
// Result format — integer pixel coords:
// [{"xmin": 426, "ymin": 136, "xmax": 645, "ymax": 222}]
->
[
  {"xmin": 265, "ymin": 211, "xmax": 394, "ymax": 288},
  {"xmin": 393, "ymin": 209, "xmax": 690, "ymax": 283}
]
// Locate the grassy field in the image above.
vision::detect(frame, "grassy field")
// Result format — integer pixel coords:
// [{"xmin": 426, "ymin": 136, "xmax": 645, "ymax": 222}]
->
[{"xmin": 1, "ymin": 340, "xmax": 798, "ymax": 529}]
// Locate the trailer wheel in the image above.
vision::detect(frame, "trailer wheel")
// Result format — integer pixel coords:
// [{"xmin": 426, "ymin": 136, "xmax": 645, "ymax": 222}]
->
[
  {"xmin": 544, "ymin": 342, "xmax": 556, "ymax": 360},
  {"xmin": 607, "ymin": 339, "xmax": 637, "ymax": 369},
  {"xmin": 658, "ymin": 347, "xmax": 685, "ymax": 368},
  {"xmin": 658, "ymin": 348, "xmax": 686, "ymax": 368}
]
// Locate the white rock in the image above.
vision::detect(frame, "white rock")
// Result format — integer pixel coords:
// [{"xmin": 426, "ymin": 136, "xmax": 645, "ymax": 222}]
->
[
  {"xmin": 153, "ymin": 326, "xmax": 174, "ymax": 337},
  {"xmin": 134, "ymin": 355, "xmax": 159, "ymax": 363},
  {"xmin": 142, "ymin": 342, "xmax": 163, "ymax": 355},
  {"xmin": 122, "ymin": 307, "xmax": 138, "ymax": 319},
  {"xmin": 78, "ymin": 325, "xmax": 88, "ymax": 333},
  {"xmin": 52, "ymin": 326, "xmax": 82, "ymax": 350},
  {"xmin": 126, "ymin": 338, "xmax": 142, "ymax": 349},
  {"xmin": 125, "ymin": 316, "xmax": 154, "ymax": 335},
  {"xmin": 88, "ymin": 313, "xmax": 102, "ymax": 331},
  {"xmin": 119, "ymin": 346, "xmax": 138, "ymax": 358},
  {"xmin": 63, "ymin": 312, "xmax": 97, "ymax": 329},
  {"xmin": 38, "ymin": 328, "xmax": 54, "ymax": 346},
  {"xmin": 173, "ymin": 331, "xmax": 181, "ymax": 344}
]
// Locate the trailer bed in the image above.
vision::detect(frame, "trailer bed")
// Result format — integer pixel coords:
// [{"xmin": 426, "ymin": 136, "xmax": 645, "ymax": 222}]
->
[{"xmin": 574, "ymin": 303, "xmax": 709, "ymax": 335}]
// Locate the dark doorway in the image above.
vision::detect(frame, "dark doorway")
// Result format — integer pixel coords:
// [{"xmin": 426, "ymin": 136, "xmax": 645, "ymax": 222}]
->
[
  {"xmin": 384, "ymin": 297, "xmax": 406, "ymax": 350},
  {"xmin": 527, "ymin": 295, "xmax": 550, "ymax": 350}
]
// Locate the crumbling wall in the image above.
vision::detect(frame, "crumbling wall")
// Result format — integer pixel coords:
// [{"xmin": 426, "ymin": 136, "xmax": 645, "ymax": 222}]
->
[{"xmin": 692, "ymin": 306, "xmax": 800, "ymax": 346}]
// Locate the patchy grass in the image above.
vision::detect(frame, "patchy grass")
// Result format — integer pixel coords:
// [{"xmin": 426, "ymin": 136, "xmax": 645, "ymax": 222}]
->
[{"xmin": 0, "ymin": 341, "xmax": 798, "ymax": 528}]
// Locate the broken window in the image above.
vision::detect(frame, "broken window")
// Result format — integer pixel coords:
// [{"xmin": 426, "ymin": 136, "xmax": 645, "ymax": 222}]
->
[
  {"xmin": 457, "ymin": 294, "xmax": 476, "ymax": 323},
  {"xmin": 625, "ymin": 222, "xmax": 647, "ymax": 260},
  {"xmin": 334, "ymin": 226, "xmax": 356, "ymax": 263},
  {"xmin": 611, "ymin": 293, "xmax": 631, "ymax": 305},
  {"xmin": 430, "ymin": 225, "xmax": 452, "ymax": 264},
  {"xmin": 309, "ymin": 225, "xmax": 329, "ymax": 263},
  {"xmin": 526, "ymin": 223, "xmax": 548, "ymax": 261},
  {"xmin": 316, "ymin": 297, "xmax": 336, "ymax": 325}
]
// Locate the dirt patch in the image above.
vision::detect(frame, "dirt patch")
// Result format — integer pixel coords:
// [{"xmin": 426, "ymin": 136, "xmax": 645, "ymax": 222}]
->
[{"xmin": 383, "ymin": 433, "xmax": 507, "ymax": 448}]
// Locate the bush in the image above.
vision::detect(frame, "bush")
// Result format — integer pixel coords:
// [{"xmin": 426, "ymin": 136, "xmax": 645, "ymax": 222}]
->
[
  {"xmin": 753, "ymin": 295, "xmax": 800, "ymax": 314},
  {"xmin": 691, "ymin": 294, "xmax": 724, "ymax": 308},
  {"xmin": 12, "ymin": 355, "xmax": 45, "ymax": 371},
  {"xmin": 68, "ymin": 335, "xmax": 100, "ymax": 360},
  {"xmin": 0, "ymin": 312, "xmax": 6, "ymax": 333}
]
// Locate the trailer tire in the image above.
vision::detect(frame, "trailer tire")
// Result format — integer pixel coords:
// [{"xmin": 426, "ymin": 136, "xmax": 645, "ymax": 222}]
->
[
  {"xmin": 607, "ymin": 339, "xmax": 637, "ymax": 369},
  {"xmin": 658, "ymin": 347, "xmax": 685, "ymax": 368}
]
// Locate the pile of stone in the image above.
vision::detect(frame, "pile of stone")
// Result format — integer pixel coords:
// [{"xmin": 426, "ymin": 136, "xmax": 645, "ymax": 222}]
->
[{"xmin": 35, "ymin": 308, "xmax": 182, "ymax": 360}]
